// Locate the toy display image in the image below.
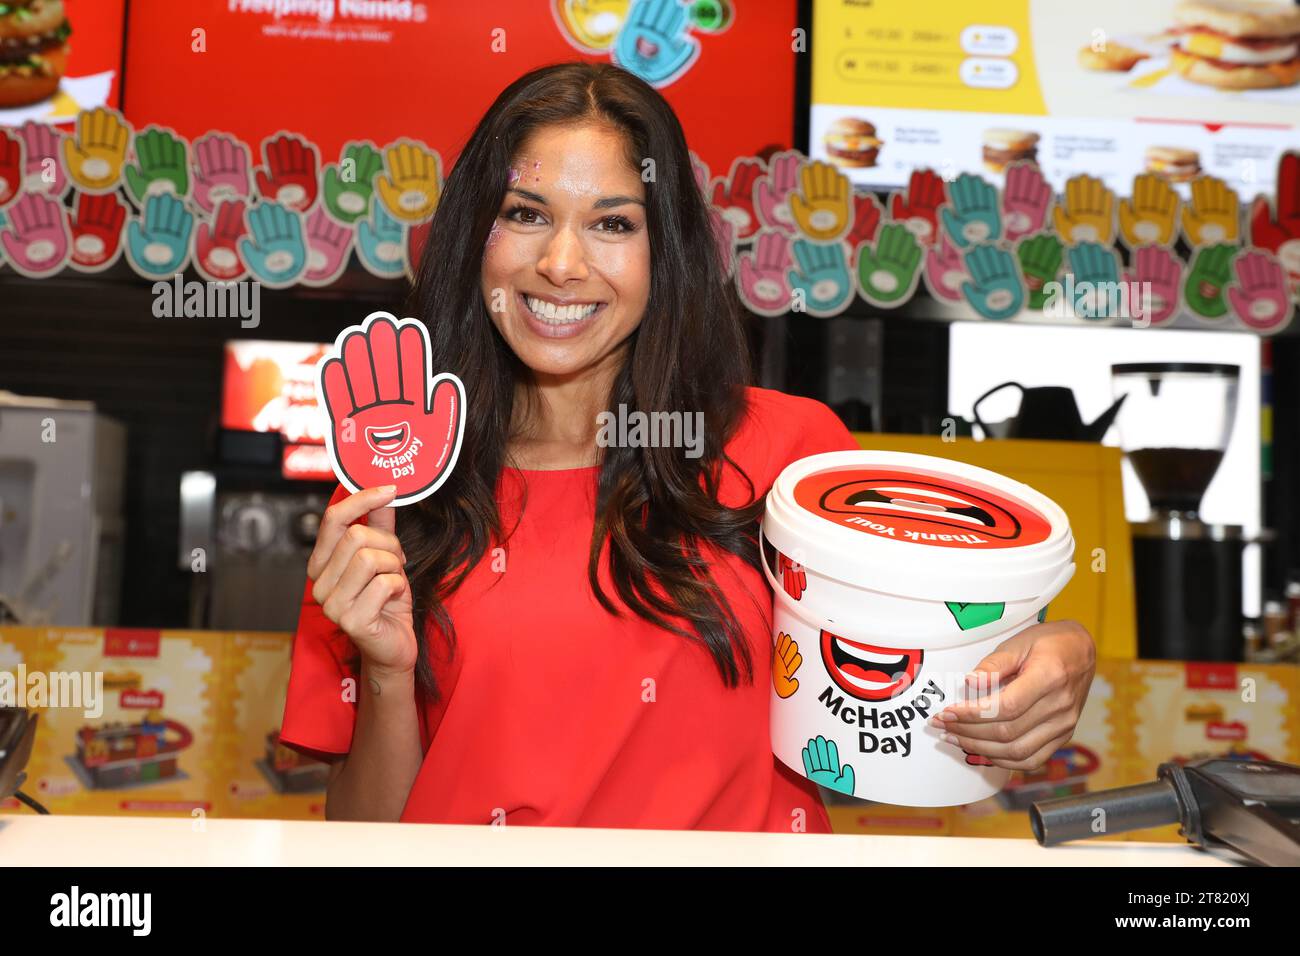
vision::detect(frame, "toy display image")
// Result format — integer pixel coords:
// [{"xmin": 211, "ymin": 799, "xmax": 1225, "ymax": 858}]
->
[{"xmin": 70, "ymin": 707, "xmax": 193, "ymax": 789}]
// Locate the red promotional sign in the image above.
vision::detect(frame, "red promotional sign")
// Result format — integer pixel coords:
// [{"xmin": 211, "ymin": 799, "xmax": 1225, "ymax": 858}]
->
[
  {"xmin": 120, "ymin": 689, "xmax": 165, "ymax": 710},
  {"xmin": 121, "ymin": 1, "xmax": 795, "ymax": 173},
  {"xmin": 103, "ymin": 628, "xmax": 161, "ymax": 658},
  {"xmin": 222, "ymin": 340, "xmax": 332, "ymax": 481}
]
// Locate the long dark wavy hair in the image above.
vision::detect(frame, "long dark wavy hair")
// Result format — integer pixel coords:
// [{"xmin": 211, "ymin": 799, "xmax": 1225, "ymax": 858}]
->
[{"xmin": 399, "ymin": 61, "xmax": 764, "ymax": 699}]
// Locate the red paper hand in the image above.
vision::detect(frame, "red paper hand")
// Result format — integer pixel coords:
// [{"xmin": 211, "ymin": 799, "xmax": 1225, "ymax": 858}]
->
[
  {"xmin": 0, "ymin": 128, "xmax": 22, "ymax": 208},
  {"xmin": 194, "ymin": 199, "xmax": 249, "ymax": 281},
  {"xmin": 68, "ymin": 191, "xmax": 126, "ymax": 271},
  {"xmin": 255, "ymin": 133, "xmax": 320, "ymax": 212},
  {"xmin": 777, "ymin": 551, "xmax": 807, "ymax": 601},
  {"xmin": 318, "ymin": 313, "xmax": 465, "ymax": 506},
  {"xmin": 710, "ymin": 158, "xmax": 765, "ymax": 239},
  {"xmin": 889, "ymin": 168, "xmax": 947, "ymax": 244}
]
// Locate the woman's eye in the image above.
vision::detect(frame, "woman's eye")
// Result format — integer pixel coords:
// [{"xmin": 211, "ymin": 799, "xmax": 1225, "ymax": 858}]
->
[
  {"xmin": 505, "ymin": 205, "xmax": 544, "ymax": 225},
  {"xmin": 597, "ymin": 215, "xmax": 635, "ymax": 234}
]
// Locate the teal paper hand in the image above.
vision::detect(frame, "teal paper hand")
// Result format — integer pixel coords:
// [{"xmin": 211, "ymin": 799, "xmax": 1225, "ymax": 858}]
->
[
  {"xmin": 238, "ymin": 201, "xmax": 306, "ymax": 287},
  {"xmin": 857, "ymin": 221, "xmax": 922, "ymax": 306},
  {"xmin": 613, "ymin": 0, "xmax": 700, "ymax": 87},
  {"xmin": 1067, "ymin": 241, "xmax": 1122, "ymax": 320},
  {"xmin": 125, "ymin": 127, "xmax": 189, "ymax": 204},
  {"xmin": 940, "ymin": 172, "xmax": 1001, "ymax": 248},
  {"xmin": 787, "ymin": 238, "xmax": 853, "ymax": 315},
  {"xmin": 323, "ymin": 141, "xmax": 383, "ymax": 224},
  {"xmin": 802, "ymin": 735, "xmax": 856, "ymax": 797},
  {"xmin": 961, "ymin": 244, "xmax": 1025, "ymax": 320},
  {"xmin": 1184, "ymin": 243, "xmax": 1237, "ymax": 320},
  {"xmin": 125, "ymin": 193, "xmax": 192, "ymax": 277},
  {"xmin": 356, "ymin": 202, "xmax": 406, "ymax": 278}
]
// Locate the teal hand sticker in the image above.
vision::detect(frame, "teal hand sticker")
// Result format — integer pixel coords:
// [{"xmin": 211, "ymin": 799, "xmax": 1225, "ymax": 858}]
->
[
  {"xmin": 1017, "ymin": 233, "xmax": 1064, "ymax": 310},
  {"xmin": 323, "ymin": 141, "xmax": 383, "ymax": 225},
  {"xmin": 1037, "ymin": 604, "xmax": 1050, "ymax": 623},
  {"xmin": 239, "ymin": 201, "xmax": 306, "ymax": 287},
  {"xmin": 125, "ymin": 127, "xmax": 189, "ymax": 204},
  {"xmin": 946, "ymin": 601, "xmax": 1005, "ymax": 630},
  {"xmin": 357, "ymin": 201, "xmax": 406, "ymax": 278},
  {"xmin": 961, "ymin": 244, "xmax": 1025, "ymax": 320},
  {"xmin": 1066, "ymin": 241, "xmax": 1122, "ymax": 320},
  {"xmin": 940, "ymin": 173, "xmax": 1001, "ymax": 248},
  {"xmin": 802, "ymin": 735, "xmax": 855, "ymax": 796},
  {"xmin": 856, "ymin": 222, "xmax": 922, "ymax": 307},
  {"xmin": 613, "ymin": 0, "xmax": 701, "ymax": 88},
  {"xmin": 1184, "ymin": 243, "xmax": 1237, "ymax": 320},
  {"xmin": 125, "ymin": 193, "xmax": 193, "ymax": 278},
  {"xmin": 787, "ymin": 238, "xmax": 853, "ymax": 316}
]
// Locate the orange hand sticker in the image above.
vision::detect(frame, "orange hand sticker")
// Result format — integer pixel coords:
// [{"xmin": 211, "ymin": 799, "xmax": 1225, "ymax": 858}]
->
[
  {"xmin": 1053, "ymin": 174, "xmax": 1116, "ymax": 245},
  {"xmin": 773, "ymin": 631, "xmax": 802, "ymax": 699}
]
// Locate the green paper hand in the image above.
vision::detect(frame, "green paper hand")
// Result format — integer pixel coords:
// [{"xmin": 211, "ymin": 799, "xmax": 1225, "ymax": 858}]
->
[
  {"xmin": 323, "ymin": 141, "xmax": 383, "ymax": 224},
  {"xmin": 857, "ymin": 222, "xmax": 922, "ymax": 306},
  {"xmin": 125, "ymin": 127, "xmax": 189, "ymax": 204},
  {"xmin": 801, "ymin": 735, "xmax": 856, "ymax": 796},
  {"xmin": 1017, "ymin": 233, "xmax": 1063, "ymax": 310},
  {"xmin": 1184, "ymin": 243, "xmax": 1237, "ymax": 320}
]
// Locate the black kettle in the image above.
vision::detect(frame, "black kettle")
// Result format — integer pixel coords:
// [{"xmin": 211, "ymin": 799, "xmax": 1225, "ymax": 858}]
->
[{"xmin": 971, "ymin": 381, "xmax": 1126, "ymax": 443}]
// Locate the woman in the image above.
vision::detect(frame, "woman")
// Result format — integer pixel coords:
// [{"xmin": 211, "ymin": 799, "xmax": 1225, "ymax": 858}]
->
[{"xmin": 281, "ymin": 62, "xmax": 1096, "ymax": 831}]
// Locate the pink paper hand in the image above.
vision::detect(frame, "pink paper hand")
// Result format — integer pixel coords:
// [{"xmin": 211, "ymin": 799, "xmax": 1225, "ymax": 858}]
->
[
  {"xmin": 1002, "ymin": 162, "xmax": 1051, "ymax": 243},
  {"xmin": 737, "ymin": 229, "xmax": 793, "ymax": 314},
  {"xmin": 1228, "ymin": 250, "xmax": 1293, "ymax": 332},
  {"xmin": 192, "ymin": 132, "xmax": 252, "ymax": 215}
]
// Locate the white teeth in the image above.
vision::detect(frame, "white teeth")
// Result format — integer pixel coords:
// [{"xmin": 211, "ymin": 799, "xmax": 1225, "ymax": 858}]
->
[{"xmin": 525, "ymin": 295, "xmax": 599, "ymax": 324}]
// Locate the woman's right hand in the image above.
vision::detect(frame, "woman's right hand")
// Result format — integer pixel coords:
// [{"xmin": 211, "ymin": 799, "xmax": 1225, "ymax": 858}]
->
[{"xmin": 307, "ymin": 484, "xmax": 418, "ymax": 677}]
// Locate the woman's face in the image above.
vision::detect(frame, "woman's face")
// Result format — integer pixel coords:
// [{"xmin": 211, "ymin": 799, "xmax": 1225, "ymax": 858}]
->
[{"xmin": 481, "ymin": 124, "xmax": 651, "ymax": 380}]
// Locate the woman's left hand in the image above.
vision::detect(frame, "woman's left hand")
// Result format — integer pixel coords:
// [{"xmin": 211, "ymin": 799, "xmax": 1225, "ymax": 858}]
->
[{"xmin": 929, "ymin": 620, "xmax": 1097, "ymax": 771}]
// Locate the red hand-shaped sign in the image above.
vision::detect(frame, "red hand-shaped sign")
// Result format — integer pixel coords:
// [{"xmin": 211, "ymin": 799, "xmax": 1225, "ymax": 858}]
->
[{"xmin": 317, "ymin": 312, "xmax": 466, "ymax": 506}]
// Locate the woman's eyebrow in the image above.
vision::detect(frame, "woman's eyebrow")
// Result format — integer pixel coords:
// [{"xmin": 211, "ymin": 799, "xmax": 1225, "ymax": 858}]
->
[
  {"xmin": 507, "ymin": 187, "xmax": 548, "ymax": 204},
  {"xmin": 593, "ymin": 195, "xmax": 645, "ymax": 209}
]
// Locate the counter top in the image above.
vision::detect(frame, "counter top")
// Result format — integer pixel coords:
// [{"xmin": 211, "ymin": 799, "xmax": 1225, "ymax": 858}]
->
[{"xmin": 0, "ymin": 814, "xmax": 1241, "ymax": 866}]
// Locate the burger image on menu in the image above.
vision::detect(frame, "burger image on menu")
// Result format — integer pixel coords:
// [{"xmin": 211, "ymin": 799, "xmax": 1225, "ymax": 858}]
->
[
  {"xmin": 1170, "ymin": 0, "xmax": 1300, "ymax": 90},
  {"xmin": 981, "ymin": 129, "xmax": 1039, "ymax": 174},
  {"xmin": 823, "ymin": 117, "xmax": 882, "ymax": 168},
  {"xmin": 1145, "ymin": 144, "xmax": 1202, "ymax": 182},
  {"xmin": 0, "ymin": 0, "xmax": 72, "ymax": 108}
]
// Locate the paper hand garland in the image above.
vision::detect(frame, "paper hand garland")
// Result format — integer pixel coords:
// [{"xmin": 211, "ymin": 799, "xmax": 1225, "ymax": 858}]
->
[
  {"xmin": 0, "ymin": 110, "xmax": 1294, "ymax": 335},
  {"xmin": 317, "ymin": 312, "xmax": 466, "ymax": 507}
]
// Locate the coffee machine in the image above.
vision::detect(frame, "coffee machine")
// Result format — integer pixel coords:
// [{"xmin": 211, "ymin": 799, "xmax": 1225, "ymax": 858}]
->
[{"xmin": 1111, "ymin": 363, "xmax": 1245, "ymax": 660}]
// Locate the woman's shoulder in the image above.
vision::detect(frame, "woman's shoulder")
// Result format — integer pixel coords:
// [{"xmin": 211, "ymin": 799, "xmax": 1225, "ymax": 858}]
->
[{"xmin": 723, "ymin": 387, "xmax": 859, "ymax": 494}]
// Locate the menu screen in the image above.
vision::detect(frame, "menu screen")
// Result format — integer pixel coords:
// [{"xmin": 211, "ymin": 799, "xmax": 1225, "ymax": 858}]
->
[{"xmin": 810, "ymin": 0, "xmax": 1300, "ymax": 199}]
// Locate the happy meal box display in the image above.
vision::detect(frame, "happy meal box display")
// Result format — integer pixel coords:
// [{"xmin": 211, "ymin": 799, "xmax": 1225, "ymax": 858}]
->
[
  {"xmin": 30, "ymin": 628, "xmax": 221, "ymax": 816},
  {"xmin": 218, "ymin": 631, "xmax": 327, "ymax": 819},
  {"xmin": 763, "ymin": 451, "xmax": 1075, "ymax": 807}
]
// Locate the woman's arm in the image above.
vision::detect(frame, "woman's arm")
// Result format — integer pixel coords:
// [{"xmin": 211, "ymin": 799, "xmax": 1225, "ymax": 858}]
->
[
  {"xmin": 324, "ymin": 662, "xmax": 423, "ymax": 822},
  {"xmin": 305, "ymin": 484, "xmax": 425, "ymax": 822}
]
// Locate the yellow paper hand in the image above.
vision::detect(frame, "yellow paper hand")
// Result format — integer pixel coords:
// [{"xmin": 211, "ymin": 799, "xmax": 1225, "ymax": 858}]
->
[
  {"xmin": 62, "ymin": 107, "xmax": 131, "ymax": 192},
  {"xmin": 376, "ymin": 140, "xmax": 441, "ymax": 222},
  {"xmin": 1118, "ymin": 173, "xmax": 1180, "ymax": 246},
  {"xmin": 1052, "ymin": 174, "xmax": 1116, "ymax": 245},
  {"xmin": 773, "ymin": 631, "xmax": 802, "ymax": 699},
  {"xmin": 1182, "ymin": 176, "xmax": 1239, "ymax": 245},
  {"xmin": 789, "ymin": 160, "xmax": 850, "ymax": 241}
]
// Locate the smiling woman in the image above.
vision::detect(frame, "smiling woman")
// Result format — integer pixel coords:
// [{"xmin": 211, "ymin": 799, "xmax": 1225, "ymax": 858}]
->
[{"xmin": 279, "ymin": 61, "xmax": 1097, "ymax": 832}]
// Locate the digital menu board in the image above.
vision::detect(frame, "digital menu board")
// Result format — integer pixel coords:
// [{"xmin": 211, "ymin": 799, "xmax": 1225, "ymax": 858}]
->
[
  {"xmin": 0, "ymin": 0, "xmax": 126, "ymax": 127},
  {"xmin": 810, "ymin": 0, "xmax": 1300, "ymax": 199},
  {"xmin": 221, "ymin": 340, "xmax": 332, "ymax": 482}
]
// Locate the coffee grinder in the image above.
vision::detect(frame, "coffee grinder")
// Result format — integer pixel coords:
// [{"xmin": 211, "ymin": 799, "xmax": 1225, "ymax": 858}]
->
[{"xmin": 1110, "ymin": 363, "xmax": 1244, "ymax": 661}]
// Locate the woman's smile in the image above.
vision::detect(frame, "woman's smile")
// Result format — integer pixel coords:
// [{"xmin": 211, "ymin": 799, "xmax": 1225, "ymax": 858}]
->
[{"xmin": 517, "ymin": 291, "xmax": 607, "ymax": 339}]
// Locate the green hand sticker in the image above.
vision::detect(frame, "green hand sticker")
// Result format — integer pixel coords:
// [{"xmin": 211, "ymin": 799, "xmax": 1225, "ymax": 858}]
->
[
  {"xmin": 1037, "ymin": 604, "xmax": 1049, "ymax": 623},
  {"xmin": 1016, "ymin": 233, "xmax": 1063, "ymax": 311},
  {"xmin": 857, "ymin": 222, "xmax": 922, "ymax": 307},
  {"xmin": 802, "ymin": 735, "xmax": 855, "ymax": 797},
  {"xmin": 125, "ymin": 127, "xmax": 189, "ymax": 205},
  {"xmin": 323, "ymin": 141, "xmax": 383, "ymax": 224},
  {"xmin": 946, "ymin": 601, "xmax": 1005, "ymax": 630},
  {"xmin": 1184, "ymin": 243, "xmax": 1237, "ymax": 320}
]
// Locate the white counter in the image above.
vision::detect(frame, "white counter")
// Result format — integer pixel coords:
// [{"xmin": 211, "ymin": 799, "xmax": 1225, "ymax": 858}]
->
[{"xmin": 0, "ymin": 814, "xmax": 1240, "ymax": 866}]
